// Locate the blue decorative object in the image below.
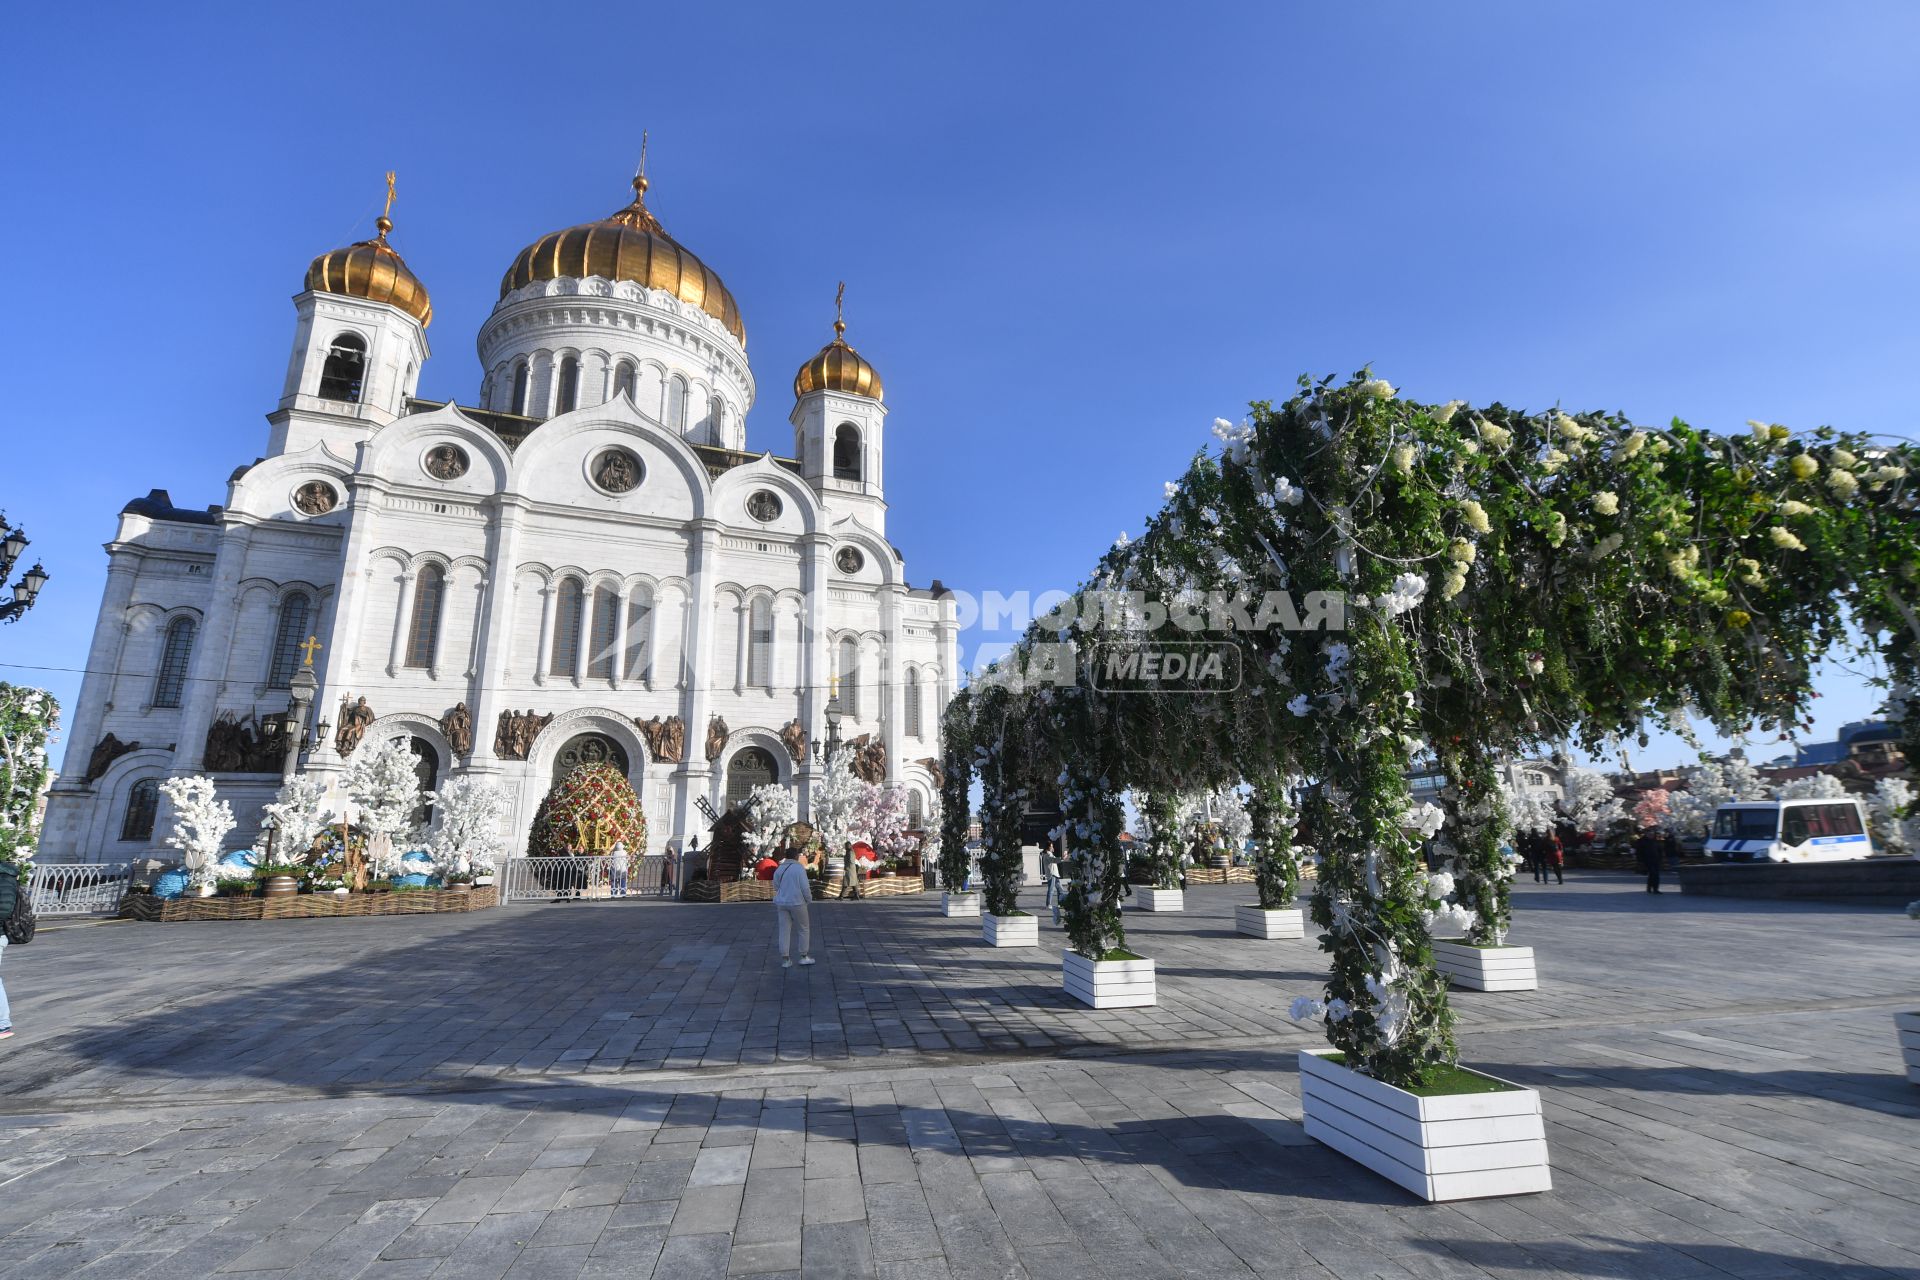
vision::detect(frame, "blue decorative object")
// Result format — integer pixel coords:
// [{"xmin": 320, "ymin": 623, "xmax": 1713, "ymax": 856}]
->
[
  {"xmin": 216, "ymin": 849, "xmax": 262, "ymax": 873},
  {"xmin": 153, "ymin": 869, "xmax": 191, "ymax": 900},
  {"xmin": 395, "ymin": 873, "xmax": 431, "ymax": 887}
]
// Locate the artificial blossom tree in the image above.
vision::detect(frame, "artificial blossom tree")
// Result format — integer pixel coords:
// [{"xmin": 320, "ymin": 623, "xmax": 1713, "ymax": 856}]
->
[
  {"xmin": 424, "ymin": 777, "xmax": 511, "ymax": 875},
  {"xmin": 260, "ymin": 775, "xmax": 330, "ymax": 863},
  {"xmin": 159, "ymin": 775, "xmax": 235, "ymax": 888}
]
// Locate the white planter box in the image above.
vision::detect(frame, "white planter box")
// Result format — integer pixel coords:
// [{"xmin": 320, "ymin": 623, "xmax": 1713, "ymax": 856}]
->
[
  {"xmin": 1236, "ymin": 905, "xmax": 1304, "ymax": 939},
  {"xmin": 1062, "ymin": 950, "xmax": 1155, "ymax": 1008},
  {"xmin": 941, "ymin": 892, "xmax": 980, "ymax": 917},
  {"xmin": 1298, "ymin": 1051, "xmax": 1551, "ymax": 1201},
  {"xmin": 1432, "ymin": 941, "xmax": 1538, "ymax": 992},
  {"xmin": 1897, "ymin": 1012, "xmax": 1920, "ymax": 1086},
  {"xmin": 1135, "ymin": 887, "xmax": 1183, "ymax": 912},
  {"xmin": 982, "ymin": 912, "xmax": 1038, "ymax": 948}
]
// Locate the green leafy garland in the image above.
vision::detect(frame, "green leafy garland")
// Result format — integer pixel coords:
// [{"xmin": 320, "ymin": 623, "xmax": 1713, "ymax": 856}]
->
[
  {"xmin": 1139, "ymin": 791, "xmax": 1185, "ymax": 890},
  {"xmin": 936, "ymin": 697, "xmax": 974, "ymax": 893},
  {"xmin": 1247, "ymin": 775, "xmax": 1302, "ymax": 911}
]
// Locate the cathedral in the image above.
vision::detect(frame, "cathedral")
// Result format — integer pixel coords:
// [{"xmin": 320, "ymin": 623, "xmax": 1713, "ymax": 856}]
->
[{"xmin": 40, "ymin": 168, "xmax": 959, "ymax": 858}]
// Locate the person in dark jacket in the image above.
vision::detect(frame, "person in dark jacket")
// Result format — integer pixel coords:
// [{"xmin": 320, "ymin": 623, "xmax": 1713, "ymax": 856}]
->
[
  {"xmin": 0, "ymin": 861, "xmax": 18, "ymax": 1039},
  {"xmin": 1635, "ymin": 828, "xmax": 1665, "ymax": 894}
]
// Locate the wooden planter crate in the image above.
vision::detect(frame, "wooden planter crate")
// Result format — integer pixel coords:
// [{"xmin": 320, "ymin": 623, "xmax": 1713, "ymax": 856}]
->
[
  {"xmin": 121, "ymin": 887, "xmax": 497, "ymax": 922},
  {"xmin": 684, "ymin": 875, "xmax": 927, "ymax": 903},
  {"xmin": 1180, "ymin": 866, "xmax": 1258, "ymax": 885}
]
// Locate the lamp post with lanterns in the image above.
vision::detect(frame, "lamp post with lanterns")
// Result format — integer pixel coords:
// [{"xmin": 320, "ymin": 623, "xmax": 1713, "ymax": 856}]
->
[{"xmin": 0, "ymin": 519, "xmax": 49, "ymax": 625}]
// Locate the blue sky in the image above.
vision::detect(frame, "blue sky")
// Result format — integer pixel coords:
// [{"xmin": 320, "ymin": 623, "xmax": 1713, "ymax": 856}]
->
[{"xmin": 1, "ymin": 2, "xmax": 1914, "ymax": 772}]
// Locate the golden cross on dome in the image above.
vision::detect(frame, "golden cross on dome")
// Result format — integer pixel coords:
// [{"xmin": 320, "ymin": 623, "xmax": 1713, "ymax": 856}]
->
[
  {"xmin": 299, "ymin": 635, "xmax": 323, "ymax": 668},
  {"xmin": 834, "ymin": 281, "xmax": 846, "ymax": 339},
  {"xmin": 383, "ymin": 171, "xmax": 396, "ymax": 219},
  {"xmin": 633, "ymin": 130, "xmax": 650, "ymax": 198}
]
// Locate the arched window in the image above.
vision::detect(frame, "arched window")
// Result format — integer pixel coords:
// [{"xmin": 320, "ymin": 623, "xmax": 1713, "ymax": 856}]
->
[
  {"xmin": 317, "ymin": 333, "xmax": 367, "ymax": 403},
  {"xmin": 668, "ymin": 375, "xmax": 688, "ymax": 430},
  {"xmin": 833, "ymin": 423, "xmax": 862, "ymax": 481},
  {"xmin": 708, "ymin": 395, "xmax": 725, "ymax": 444},
  {"xmin": 153, "ymin": 617, "xmax": 196, "ymax": 708},
  {"xmin": 907, "ymin": 790, "xmax": 924, "ymax": 830},
  {"xmin": 550, "ymin": 578, "xmax": 585, "ymax": 677},
  {"xmin": 510, "ymin": 360, "xmax": 530, "ymax": 416},
  {"xmin": 556, "ymin": 356, "xmax": 580, "ymax": 414},
  {"xmin": 725, "ymin": 748, "xmax": 778, "ymax": 810},
  {"xmin": 587, "ymin": 585, "xmax": 619, "ymax": 679},
  {"xmin": 625, "ymin": 590, "xmax": 652, "ymax": 682},
  {"xmin": 404, "ymin": 565, "xmax": 446, "ymax": 669},
  {"xmin": 748, "ymin": 597, "xmax": 773, "ymax": 689},
  {"xmin": 837, "ymin": 636, "xmax": 860, "ymax": 719},
  {"xmin": 904, "ymin": 667, "xmax": 922, "ymax": 739},
  {"xmin": 265, "ymin": 593, "xmax": 312, "ymax": 689},
  {"xmin": 120, "ymin": 778, "xmax": 159, "ymax": 842},
  {"xmin": 613, "ymin": 361, "xmax": 636, "ymax": 402}
]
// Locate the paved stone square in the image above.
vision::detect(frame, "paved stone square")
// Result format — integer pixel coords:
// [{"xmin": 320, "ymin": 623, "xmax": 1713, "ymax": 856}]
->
[{"xmin": 0, "ymin": 877, "xmax": 1915, "ymax": 1278}]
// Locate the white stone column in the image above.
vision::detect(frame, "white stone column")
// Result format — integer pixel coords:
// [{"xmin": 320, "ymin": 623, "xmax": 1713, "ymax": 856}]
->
[
  {"xmin": 54, "ymin": 557, "xmax": 139, "ymax": 782},
  {"xmin": 674, "ymin": 522, "xmax": 720, "ymax": 842},
  {"xmin": 644, "ymin": 594, "xmax": 659, "ymax": 690},
  {"xmin": 573, "ymin": 588, "xmax": 590, "ymax": 687},
  {"xmin": 733, "ymin": 598, "xmax": 749, "ymax": 696},
  {"xmin": 386, "ymin": 568, "xmax": 418, "ymax": 677},
  {"xmin": 467, "ymin": 497, "xmax": 528, "ymax": 770},
  {"xmin": 533, "ymin": 579, "xmax": 556, "ymax": 687},
  {"xmin": 611, "ymin": 585, "xmax": 630, "ymax": 689},
  {"xmin": 171, "ymin": 522, "xmax": 257, "ymax": 772},
  {"xmin": 798, "ymin": 535, "xmax": 832, "ymax": 819}
]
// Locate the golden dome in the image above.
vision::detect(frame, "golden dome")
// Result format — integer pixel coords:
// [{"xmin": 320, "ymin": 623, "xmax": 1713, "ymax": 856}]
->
[
  {"xmin": 794, "ymin": 287, "xmax": 883, "ymax": 401},
  {"xmin": 305, "ymin": 215, "xmax": 433, "ymax": 327},
  {"xmin": 500, "ymin": 175, "xmax": 745, "ymax": 346}
]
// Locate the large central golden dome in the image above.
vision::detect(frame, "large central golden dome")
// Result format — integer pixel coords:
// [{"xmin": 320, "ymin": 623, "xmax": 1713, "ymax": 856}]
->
[{"xmin": 500, "ymin": 175, "xmax": 745, "ymax": 346}]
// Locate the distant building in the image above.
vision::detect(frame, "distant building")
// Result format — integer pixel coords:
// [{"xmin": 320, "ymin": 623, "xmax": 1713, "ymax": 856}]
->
[{"xmin": 1761, "ymin": 720, "xmax": 1908, "ymax": 792}]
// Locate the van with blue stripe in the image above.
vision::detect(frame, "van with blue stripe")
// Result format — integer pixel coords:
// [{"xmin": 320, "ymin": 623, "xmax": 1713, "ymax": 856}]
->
[{"xmin": 1708, "ymin": 799, "xmax": 1874, "ymax": 864}]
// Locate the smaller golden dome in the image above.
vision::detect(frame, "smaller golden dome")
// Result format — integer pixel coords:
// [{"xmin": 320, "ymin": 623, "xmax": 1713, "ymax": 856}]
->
[
  {"xmin": 794, "ymin": 287, "xmax": 883, "ymax": 401},
  {"xmin": 305, "ymin": 213, "xmax": 432, "ymax": 327}
]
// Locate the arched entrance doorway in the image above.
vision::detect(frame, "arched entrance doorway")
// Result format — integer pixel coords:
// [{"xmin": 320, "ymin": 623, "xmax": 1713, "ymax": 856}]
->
[
  {"xmin": 725, "ymin": 747, "xmax": 778, "ymax": 810},
  {"xmin": 552, "ymin": 732, "xmax": 630, "ymax": 785},
  {"xmin": 408, "ymin": 737, "xmax": 440, "ymax": 829}
]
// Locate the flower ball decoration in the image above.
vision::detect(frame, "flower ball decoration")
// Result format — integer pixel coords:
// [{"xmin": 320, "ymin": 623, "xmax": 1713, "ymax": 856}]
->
[{"xmin": 528, "ymin": 762, "xmax": 647, "ymax": 857}]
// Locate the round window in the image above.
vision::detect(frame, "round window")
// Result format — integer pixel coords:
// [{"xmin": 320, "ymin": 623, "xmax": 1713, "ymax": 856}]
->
[
  {"xmin": 835, "ymin": 546, "xmax": 865, "ymax": 575},
  {"xmin": 591, "ymin": 447, "xmax": 644, "ymax": 494},
  {"xmin": 747, "ymin": 490, "xmax": 783, "ymax": 523},
  {"xmin": 423, "ymin": 444, "xmax": 469, "ymax": 481},
  {"xmin": 292, "ymin": 481, "xmax": 338, "ymax": 516}
]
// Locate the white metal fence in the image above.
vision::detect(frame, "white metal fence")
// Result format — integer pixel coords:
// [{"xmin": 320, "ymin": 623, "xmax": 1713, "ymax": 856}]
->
[
  {"xmin": 499, "ymin": 854, "xmax": 672, "ymax": 905},
  {"xmin": 26, "ymin": 863, "xmax": 132, "ymax": 917}
]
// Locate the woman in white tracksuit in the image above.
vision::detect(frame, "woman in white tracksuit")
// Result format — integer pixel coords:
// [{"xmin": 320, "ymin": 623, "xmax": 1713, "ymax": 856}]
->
[{"xmin": 772, "ymin": 847, "xmax": 815, "ymax": 969}]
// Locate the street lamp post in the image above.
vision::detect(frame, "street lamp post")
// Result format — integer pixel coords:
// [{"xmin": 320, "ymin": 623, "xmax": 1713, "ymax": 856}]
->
[
  {"xmin": 0, "ymin": 521, "xmax": 48, "ymax": 624},
  {"xmin": 282, "ymin": 637, "xmax": 323, "ymax": 778}
]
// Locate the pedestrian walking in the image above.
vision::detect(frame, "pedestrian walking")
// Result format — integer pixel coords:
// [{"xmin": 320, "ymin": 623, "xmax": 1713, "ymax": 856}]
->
[
  {"xmin": 1042, "ymin": 842, "xmax": 1063, "ymax": 926},
  {"xmin": 0, "ymin": 858, "xmax": 28, "ymax": 1041},
  {"xmin": 1546, "ymin": 830, "xmax": 1565, "ymax": 885},
  {"xmin": 839, "ymin": 841, "xmax": 863, "ymax": 900},
  {"xmin": 773, "ymin": 845, "xmax": 815, "ymax": 969},
  {"xmin": 608, "ymin": 841, "xmax": 629, "ymax": 898},
  {"xmin": 1635, "ymin": 827, "xmax": 1665, "ymax": 894},
  {"xmin": 1523, "ymin": 831, "xmax": 1547, "ymax": 883}
]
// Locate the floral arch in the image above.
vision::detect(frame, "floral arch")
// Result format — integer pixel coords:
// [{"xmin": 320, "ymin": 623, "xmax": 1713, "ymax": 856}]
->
[{"xmin": 942, "ymin": 371, "xmax": 1919, "ymax": 1088}]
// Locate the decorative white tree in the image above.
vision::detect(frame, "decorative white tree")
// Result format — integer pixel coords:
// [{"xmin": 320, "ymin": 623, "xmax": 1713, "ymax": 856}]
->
[
  {"xmin": 159, "ymin": 775, "xmax": 236, "ymax": 887},
  {"xmin": 424, "ymin": 777, "xmax": 511, "ymax": 875},
  {"xmin": 810, "ymin": 749, "xmax": 863, "ymax": 856},
  {"xmin": 260, "ymin": 775, "xmax": 330, "ymax": 863},
  {"xmin": 1558, "ymin": 766, "xmax": 1623, "ymax": 835},
  {"xmin": 1868, "ymin": 777, "xmax": 1915, "ymax": 855},
  {"xmin": 741, "ymin": 783, "xmax": 798, "ymax": 855},
  {"xmin": 1776, "ymin": 772, "xmax": 1851, "ymax": 800},
  {"xmin": 1501, "ymin": 776, "xmax": 1558, "ymax": 836},
  {"xmin": 344, "ymin": 736, "xmax": 423, "ymax": 876},
  {"xmin": 853, "ymin": 781, "xmax": 914, "ymax": 860},
  {"xmin": 1209, "ymin": 785, "xmax": 1253, "ymax": 854},
  {"xmin": 1666, "ymin": 757, "xmax": 1773, "ymax": 835}
]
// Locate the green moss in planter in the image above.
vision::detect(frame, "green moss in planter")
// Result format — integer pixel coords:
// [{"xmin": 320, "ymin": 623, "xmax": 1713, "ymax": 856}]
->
[
  {"xmin": 1320, "ymin": 1053, "xmax": 1519, "ymax": 1096},
  {"xmin": 1084, "ymin": 947, "xmax": 1143, "ymax": 962}
]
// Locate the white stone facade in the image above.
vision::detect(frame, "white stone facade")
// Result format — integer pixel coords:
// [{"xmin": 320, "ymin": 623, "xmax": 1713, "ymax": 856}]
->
[{"xmin": 40, "ymin": 207, "xmax": 957, "ymax": 861}]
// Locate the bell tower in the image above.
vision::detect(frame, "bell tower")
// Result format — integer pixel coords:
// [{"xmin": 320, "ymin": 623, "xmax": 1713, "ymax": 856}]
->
[
  {"xmin": 269, "ymin": 173, "xmax": 432, "ymax": 455},
  {"xmin": 791, "ymin": 284, "xmax": 888, "ymax": 534}
]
